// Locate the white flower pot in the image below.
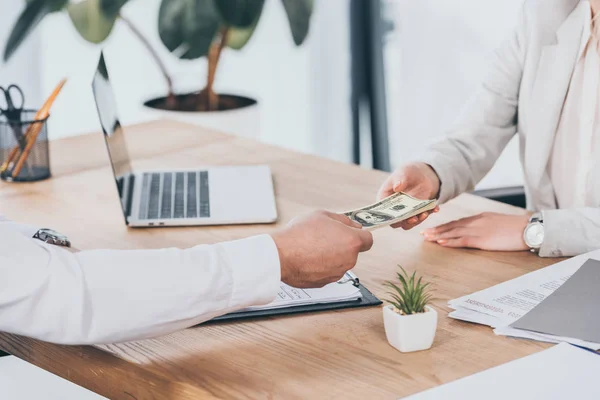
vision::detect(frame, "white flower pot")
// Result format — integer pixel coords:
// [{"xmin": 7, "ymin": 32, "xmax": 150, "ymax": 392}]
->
[
  {"xmin": 383, "ymin": 305, "xmax": 438, "ymax": 353},
  {"xmin": 142, "ymin": 94, "xmax": 260, "ymax": 140}
]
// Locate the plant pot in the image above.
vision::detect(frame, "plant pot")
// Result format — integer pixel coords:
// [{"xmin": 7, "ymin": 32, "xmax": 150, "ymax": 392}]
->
[
  {"xmin": 143, "ymin": 93, "xmax": 260, "ymax": 140},
  {"xmin": 383, "ymin": 305, "xmax": 438, "ymax": 353}
]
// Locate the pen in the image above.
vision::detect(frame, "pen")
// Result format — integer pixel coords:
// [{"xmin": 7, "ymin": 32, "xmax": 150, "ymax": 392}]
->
[{"xmin": 339, "ymin": 271, "xmax": 360, "ymax": 286}]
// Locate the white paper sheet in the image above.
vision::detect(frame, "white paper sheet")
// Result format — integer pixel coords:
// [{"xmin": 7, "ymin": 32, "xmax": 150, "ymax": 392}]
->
[
  {"xmin": 493, "ymin": 326, "xmax": 600, "ymax": 350},
  {"xmin": 447, "ymin": 249, "xmax": 600, "ymax": 349},
  {"xmin": 405, "ymin": 343, "xmax": 600, "ymax": 400},
  {"xmin": 242, "ymin": 281, "xmax": 362, "ymax": 311},
  {"xmin": 448, "ymin": 308, "xmax": 502, "ymax": 327}
]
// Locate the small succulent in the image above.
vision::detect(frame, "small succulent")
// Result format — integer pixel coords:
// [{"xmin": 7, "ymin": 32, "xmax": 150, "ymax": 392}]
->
[{"xmin": 384, "ymin": 266, "xmax": 433, "ymax": 315}]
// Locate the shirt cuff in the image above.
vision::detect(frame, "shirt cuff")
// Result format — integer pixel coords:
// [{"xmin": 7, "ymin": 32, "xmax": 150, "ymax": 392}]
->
[
  {"xmin": 0, "ymin": 217, "xmax": 39, "ymax": 238},
  {"xmin": 538, "ymin": 210, "xmax": 560, "ymax": 257},
  {"xmin": 218, "ymin": 234, "xmax": 281, "ymax": 309},
  {"xmin": 539, "ymin": 209, "xmax": 596, "ymax": 258}
]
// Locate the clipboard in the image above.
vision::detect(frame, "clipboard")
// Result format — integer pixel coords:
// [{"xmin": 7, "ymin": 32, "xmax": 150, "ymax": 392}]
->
[{"xmin": 209, "ymin": 273, "xmax": 382, "ymax": 323}]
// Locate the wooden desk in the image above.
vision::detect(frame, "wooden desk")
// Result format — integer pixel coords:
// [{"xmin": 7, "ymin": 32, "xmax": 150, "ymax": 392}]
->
[{"xmin": 0, "ymin": 121, "xmax": 559, "ymax": 399}]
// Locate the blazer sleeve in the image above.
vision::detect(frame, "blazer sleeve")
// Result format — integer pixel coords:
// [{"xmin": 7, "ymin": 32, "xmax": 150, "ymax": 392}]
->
[
  {"xmin": 540, "ymin": 208, "xmax": 600, "ymax": 257},
  {"xmin": 0, "ymin": 225, "xmax": 280, "ymax": 345},
  {"xmin": 417, "ymin": 4, "xmax": 529, "ymax": 204}
]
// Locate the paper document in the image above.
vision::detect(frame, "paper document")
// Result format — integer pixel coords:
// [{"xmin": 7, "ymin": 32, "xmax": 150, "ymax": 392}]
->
[
  {"xmin": 448, "ymin": 249, "xmax": 600, "ymax": 349},
  {"xmin": 243, "ymin": 281, "xmax": 362, "ymax": 311},
  {"xmin": 405, "ymin": 343, "xmax": 600, "ymax": 400},
  {"xmin": 511, "ymin": 259, "xmax": 600, "ymax": 343}
]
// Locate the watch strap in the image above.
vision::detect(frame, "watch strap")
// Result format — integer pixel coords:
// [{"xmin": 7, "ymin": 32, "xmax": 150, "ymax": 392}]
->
[{"xmin": 529, "ymin": 212, "xmax": 543, "ymax": 224}]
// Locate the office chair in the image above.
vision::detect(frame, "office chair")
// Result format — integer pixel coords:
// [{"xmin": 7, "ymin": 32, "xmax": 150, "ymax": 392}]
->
[{"xmin": 472, "ymin": 186, "xmax": 527, "ymax": 209}]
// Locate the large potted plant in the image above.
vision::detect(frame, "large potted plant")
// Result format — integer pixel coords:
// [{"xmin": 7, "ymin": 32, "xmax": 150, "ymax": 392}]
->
[{"xmin": 3, "ymin": 0, "xmax": 313, "ymax": 138}]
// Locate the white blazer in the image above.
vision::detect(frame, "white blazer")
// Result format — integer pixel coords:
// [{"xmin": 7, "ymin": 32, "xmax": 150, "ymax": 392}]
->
[
  {"xmin": 419, "ymin": 0, "xmax": 599, "ymax": 257},
  {"xmin": 0, "ymin": 217, "xmax": 280, "ymax": 345}
]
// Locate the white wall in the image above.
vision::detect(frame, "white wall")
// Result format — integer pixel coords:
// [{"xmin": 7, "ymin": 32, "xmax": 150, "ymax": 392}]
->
[
  {"xmin": 0, "ymin": 2, "xmax": 42, "ymax": 110},
  {"xmin": 384, "ymin": 0, "xmax": 526, "ymax": 189},
  {"xmin": 308, "ymin": 0, "xmax": 353, "ymax": 163},
  {"xmin": 2, "ymin": 0, "xmax": 526, "ymax": 191},
  {"xmin": 31, "ymin": 0, "xmax": 351, "ymax": 157}
]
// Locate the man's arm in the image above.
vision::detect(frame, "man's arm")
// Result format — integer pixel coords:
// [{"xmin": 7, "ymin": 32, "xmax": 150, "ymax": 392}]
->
[
  {"xmin": 0, "ymin": 227, "xmax": 280, "ymax": 345},
  {"xmin": 0, "ymin": 211, "xmax": 373, "ymax": 345},
  {"xmin": 541, "ymin": 208, "xmax": 600, "ymax": 257}
]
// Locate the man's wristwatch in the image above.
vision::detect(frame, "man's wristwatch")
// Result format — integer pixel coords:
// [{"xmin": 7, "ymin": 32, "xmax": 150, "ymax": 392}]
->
[
  {"xmin": 523, "ymin": 213, "xmax": 544, "ymax": 253},
  {"xmin": 32, "ymin": 228, "xmax": 71, "ymax": 248}
]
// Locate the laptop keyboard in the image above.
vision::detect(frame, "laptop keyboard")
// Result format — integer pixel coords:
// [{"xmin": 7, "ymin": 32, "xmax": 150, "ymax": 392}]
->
[{"xmin": 139, "ymin": 171, "xmax": 210, "ymax": 220}]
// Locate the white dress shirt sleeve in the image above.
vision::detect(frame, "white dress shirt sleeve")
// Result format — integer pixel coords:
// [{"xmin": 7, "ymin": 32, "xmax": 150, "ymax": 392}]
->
[{"xmin": 0, "ymin": 222, "xmax": 281, "ymax": 345}]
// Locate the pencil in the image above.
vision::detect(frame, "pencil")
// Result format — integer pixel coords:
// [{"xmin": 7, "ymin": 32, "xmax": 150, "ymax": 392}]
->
[{"xmin": 9, "ymin": 79, "xmax": 67, "ymax": 178}]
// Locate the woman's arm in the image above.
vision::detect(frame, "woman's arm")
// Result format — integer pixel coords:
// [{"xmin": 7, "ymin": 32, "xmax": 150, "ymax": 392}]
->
[
  {"xmin": 417, "ymin": 3, "xmax": 529, "ymax": 204},
  {"xmin": 541, "ymin": 208, "xmax": 600, "ymax": 257}
]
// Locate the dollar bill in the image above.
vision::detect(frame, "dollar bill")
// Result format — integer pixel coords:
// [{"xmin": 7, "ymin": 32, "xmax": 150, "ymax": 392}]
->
[{"xmin": 344, "ymin": 192, "xmax": 437, "ymax": 230}]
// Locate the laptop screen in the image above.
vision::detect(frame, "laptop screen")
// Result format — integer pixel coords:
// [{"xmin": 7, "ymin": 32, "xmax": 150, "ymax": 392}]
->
[{"xmin": 92, "ymin": 52, "xmax": 134, "ymax": 222}]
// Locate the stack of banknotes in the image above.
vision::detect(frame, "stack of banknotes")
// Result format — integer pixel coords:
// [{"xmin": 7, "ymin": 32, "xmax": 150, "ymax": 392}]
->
[{"xmin": 344, "ymin": 192, "xmax": 437, "ymax": 230}]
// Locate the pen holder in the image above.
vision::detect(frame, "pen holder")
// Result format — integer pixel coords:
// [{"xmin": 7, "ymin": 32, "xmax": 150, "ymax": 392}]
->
[{"xmin": 0, "ymin": 110, "xmax": 51, "ymax": 182}]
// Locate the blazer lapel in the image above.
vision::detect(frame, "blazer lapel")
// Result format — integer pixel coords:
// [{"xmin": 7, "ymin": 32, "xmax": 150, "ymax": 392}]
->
[{"xmin": 526, "ymin": 1, "xmax": 587, "ymax": 209}]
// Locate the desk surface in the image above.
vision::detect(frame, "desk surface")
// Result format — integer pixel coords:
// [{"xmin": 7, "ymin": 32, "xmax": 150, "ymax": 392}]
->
[{"xmin": 0, "ymin": 121, "xmax": 559, "ymax": 399}]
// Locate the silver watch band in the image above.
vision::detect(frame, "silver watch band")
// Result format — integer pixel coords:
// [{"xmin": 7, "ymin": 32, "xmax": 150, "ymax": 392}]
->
[{"xmin": 32, "ymin": 228, "xmax": 72, "ymax": 248}]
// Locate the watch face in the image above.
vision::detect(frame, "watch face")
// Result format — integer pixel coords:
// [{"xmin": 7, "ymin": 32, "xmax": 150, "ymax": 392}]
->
[
  {"xmin": 44, "ymin": 229, "xmax": 64, "ymax": 238},
  {"xmin": 525, "ymin": 223, "xmax": 545, "ymax": 248},
  {"xmin": 36, "ymin": 229, "xmax": 71, "ymax": 247}
]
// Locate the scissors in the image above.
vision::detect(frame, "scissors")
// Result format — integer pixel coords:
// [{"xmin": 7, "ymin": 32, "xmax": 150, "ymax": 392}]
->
[
  {"xmin": 0, "ymin": 85, "xmax": 31, "ymax": 176},
  {"xmin": 0, "ymin": 84, "xmax": 25, "ymax": 122}
]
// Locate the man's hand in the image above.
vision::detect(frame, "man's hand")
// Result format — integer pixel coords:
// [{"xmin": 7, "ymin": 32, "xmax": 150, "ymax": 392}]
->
[
  {"xmin": 377, "ymin": 162, "xmax": 441, "ymax": 230},
  {"xmin": 421, "ymin": 212, "xmax": 530, "ymax": 251},
  {"xmin": 271, "ymin": 211, "xmax": 374, "ymax": 288}
]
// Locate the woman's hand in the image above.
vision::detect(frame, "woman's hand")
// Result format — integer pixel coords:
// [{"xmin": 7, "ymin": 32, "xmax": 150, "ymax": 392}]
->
[
  {"xmin": 421, "ymin": 212, "xmax": 531, "ymax": 251},
  {"xmin": 377, "ymin": 162, "xmax": 441, "ymax": 230}
]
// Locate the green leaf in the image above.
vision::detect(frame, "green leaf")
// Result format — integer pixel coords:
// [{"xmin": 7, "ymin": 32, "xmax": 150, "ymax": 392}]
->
[
  {"xmin": 386, "ymin": 294, "xmax": 404, "ymax": 310},
  {"xmin": 158, "ymin": 0, "xmax": 221, "ymax": 60},
  {"xmin": 281, "ymin": 0, "xmax": 313, "ymax": 45},
  {"xmin": 100, "ymin": 0, "xmax": 130, "ymax": 19},
  {"xmin": 3, "ymin": 0, "xmax": 69, "ymax": 62},
  {"xmin": 225, "ymin": 3, "xmax": 263, "ymax": 50},
  {"xmin": 214, "ymin": 0, "xmax": 265, "ymax": 28},
  {"xmin": 383, "ymin": 281, "xmax": 403, "ymax": 296},
  {"xmin": 226, "ymin": 25, "xmax": 255, "ymax": 49},
  {"xmin": 384, "ymin": 265, "xmax": 434, "ymax": 315},
  {"xmin": 389, "ymin": 293, "xmax": 404, "ymax": 305},
  {"xmin": 67, "ymin": 0, "xmax": 119, "ymax": 44}
]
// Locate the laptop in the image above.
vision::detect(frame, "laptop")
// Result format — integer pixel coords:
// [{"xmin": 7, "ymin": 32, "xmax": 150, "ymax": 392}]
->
[{"xmin": 91, "ymin": 52, "xmax": 278, "ymax": 227}]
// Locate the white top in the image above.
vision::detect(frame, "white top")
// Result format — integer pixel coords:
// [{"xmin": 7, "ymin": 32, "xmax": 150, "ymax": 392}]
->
[
  {"xmin": 550, "ymin": 3, "xmax": 600, "ymax": 208},
  {"xmin": 0, "ymin": 216, "xmax": 280, "ymax": 345}
]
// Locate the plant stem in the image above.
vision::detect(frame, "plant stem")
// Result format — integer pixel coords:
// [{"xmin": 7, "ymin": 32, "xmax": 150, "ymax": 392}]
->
[
  {"xmin": 202, "ymin": 26, "xmax": 230, "ymax": 111},
  {"xmin": 119, "ymin": 13, "xmax": 176, "ymax": 107}
]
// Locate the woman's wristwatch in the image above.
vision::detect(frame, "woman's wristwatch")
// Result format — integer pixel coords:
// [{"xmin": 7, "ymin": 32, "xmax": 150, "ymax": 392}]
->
[{"xmin": 523, "ymin": 213, "xmax": 545, "ymax": 253}]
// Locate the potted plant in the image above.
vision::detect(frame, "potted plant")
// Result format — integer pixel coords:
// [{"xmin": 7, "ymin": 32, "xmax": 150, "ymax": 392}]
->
[
  {"xmin": 2, "ymin": 0, "xmax": 313, "ymax": 138},
  {"xmin": 382, "ymin": 266, "xmax": 437, "ymax": 353}
]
